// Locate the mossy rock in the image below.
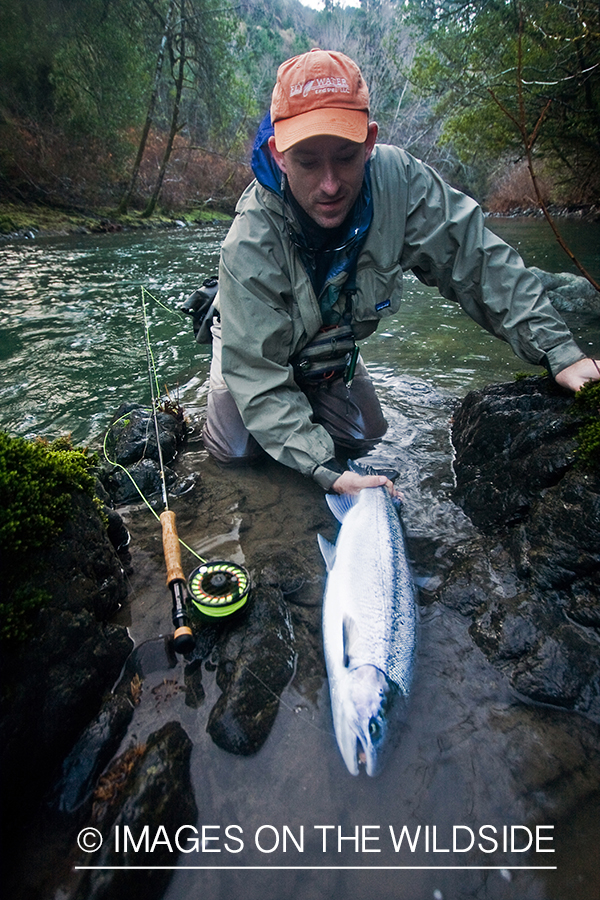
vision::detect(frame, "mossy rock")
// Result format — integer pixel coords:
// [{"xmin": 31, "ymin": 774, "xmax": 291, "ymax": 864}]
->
[{"xmin": 0, "ymin": 432, "xmax": 98, "ymax": 641}]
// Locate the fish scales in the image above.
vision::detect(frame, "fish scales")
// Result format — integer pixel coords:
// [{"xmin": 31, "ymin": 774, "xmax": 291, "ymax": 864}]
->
[
  {"xmin": 329, "ymin": 484, "xmax": 414, "ymax": 691},
  {"xmin": 318, "ymin": 460, "xmax": 416, "ymax": 775}
]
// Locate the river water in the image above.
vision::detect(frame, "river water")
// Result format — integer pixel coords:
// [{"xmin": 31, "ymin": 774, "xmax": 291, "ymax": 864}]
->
[{"xmin": 1, "ymin": 217, "xmax": 599, "ymax": 900}]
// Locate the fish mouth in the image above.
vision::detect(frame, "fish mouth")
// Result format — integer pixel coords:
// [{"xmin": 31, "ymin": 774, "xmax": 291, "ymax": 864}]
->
[
  {"xmin": 357, "ymin": 736, "xmax": 382, "ymax": 778},
  {"xmin": 336, "ymin": 719, "xmax": 381, "ymax": 777},
  {"xmin": 333, "ymin": 667, "xmax": 404, "ymax": 777},
  {"xmin": 343, "ymin": 734, "xmax": 380, "ymax": 778},
  {"xmin": 357, "ymin": 742, "xmax": 367, "ymax": 768}
]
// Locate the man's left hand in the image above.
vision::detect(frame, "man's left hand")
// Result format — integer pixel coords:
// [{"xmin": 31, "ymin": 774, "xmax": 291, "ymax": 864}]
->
[
  {"xmin": 332, "ymin": 470, "xmax": 395, "ymax": 496},
  {"xmin": 555, "ymin": 358, "xmax": 600, "ymax": 392}
]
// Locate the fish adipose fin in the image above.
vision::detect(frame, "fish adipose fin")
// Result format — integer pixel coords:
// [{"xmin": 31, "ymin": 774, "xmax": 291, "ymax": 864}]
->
[
  {"xmin": 317, "ymin": 534, "xmax": 336, "ymax": 571},
  {"xmin": 325, "ymin": 492, "xmax": 358, "ymax": 524}
]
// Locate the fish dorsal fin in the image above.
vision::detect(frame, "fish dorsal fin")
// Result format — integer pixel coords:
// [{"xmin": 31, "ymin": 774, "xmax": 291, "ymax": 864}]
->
[
  {"xmin": 317, "ymin": 534, "xmax": 336, "ymax": 572},
  {"xmin": 348, "ymin": 459, "xmax": 373, "ymax": 477},
  {"xmin": 325, "ymin": 492, "xmax": 358, "ymax": 524},
  {"xmin": 349, "ymin": 458, "xmax": 401, "ymax": 485}
]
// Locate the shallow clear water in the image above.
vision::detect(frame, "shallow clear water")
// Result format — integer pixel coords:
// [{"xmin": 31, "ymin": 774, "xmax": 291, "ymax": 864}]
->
[{"xmin": 1, "ymin": 217, "xmax": 599, "ymax": 900}]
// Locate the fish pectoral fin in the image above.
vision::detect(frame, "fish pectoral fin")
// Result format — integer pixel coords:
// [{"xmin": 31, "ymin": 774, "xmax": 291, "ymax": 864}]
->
[
  {"xmin": 317, "ymin": 534, "xmax": 336, "ymax": 571},
  {"xmin": 325, "ymin": 492, "xmax": 358, "ymax": 524},
  {"xmin": 342, "ymin": 615, "xmax": 361, "ymax": 668}
]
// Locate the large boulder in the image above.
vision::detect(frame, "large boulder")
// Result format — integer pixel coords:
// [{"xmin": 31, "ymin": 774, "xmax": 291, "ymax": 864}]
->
[
  {"xmin": 530, "ymin": 265, "xmax": 600, "ymax": 314},
  {"xmin": 437, "ymin": 377, "xmax": 600, "ymax": 719},
  {"xmin": 100, "ymin": 402, "xmax": 187, "ymax": 504},
  {"xmin": 0, "ymin": 493, "xmax": 133, "ymax": 847}
]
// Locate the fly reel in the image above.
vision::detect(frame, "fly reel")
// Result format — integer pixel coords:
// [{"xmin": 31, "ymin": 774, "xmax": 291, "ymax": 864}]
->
[{"xmin": 188, "ymin": 561, "xmax": 251, "ymax": 619}]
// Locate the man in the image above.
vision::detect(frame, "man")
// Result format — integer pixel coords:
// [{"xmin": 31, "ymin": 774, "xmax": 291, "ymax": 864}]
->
[{"xmin": 202, "ymin": 49, "xmax": 599, "ymax": 495}]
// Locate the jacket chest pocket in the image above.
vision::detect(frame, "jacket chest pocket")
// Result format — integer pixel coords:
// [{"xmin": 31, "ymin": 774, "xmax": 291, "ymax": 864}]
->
[{"xmin": 353, "ymin": 261, "xmax": 404, "ymax": 322}]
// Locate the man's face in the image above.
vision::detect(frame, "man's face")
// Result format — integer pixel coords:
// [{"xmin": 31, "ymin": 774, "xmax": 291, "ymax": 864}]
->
[{"xmin": 269, "ymin": 124, "xmax": 378, "ymax": 230}]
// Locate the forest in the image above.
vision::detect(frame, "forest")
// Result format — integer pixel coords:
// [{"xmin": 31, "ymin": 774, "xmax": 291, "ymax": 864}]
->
[{"xmin": 0, "ymin": 0, "xmax": 598, "ymax": 221}]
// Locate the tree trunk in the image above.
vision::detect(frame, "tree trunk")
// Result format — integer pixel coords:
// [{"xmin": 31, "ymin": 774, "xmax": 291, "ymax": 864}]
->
[
  {"xmin": 141, "ymin": 0, "xmax": 186, "ymax": 218},
  {"xmin": 117, "ymin": 0, "xmax": 176, "ymax": 215}
]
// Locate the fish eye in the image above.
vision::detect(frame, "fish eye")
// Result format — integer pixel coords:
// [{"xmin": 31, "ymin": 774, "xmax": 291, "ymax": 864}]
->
[{"xmin": 368, "ymin": 717, "xmax": 381, "ymax": 741}]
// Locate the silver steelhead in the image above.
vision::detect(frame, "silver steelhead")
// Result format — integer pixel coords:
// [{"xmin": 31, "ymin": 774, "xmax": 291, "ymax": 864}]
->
[{"xmin": 318, "ymin": 461, "xmax": 416, "ymax": 776}]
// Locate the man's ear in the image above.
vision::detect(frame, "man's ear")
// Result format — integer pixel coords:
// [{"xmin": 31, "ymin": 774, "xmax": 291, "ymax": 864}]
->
[
  {"xmin": 365, "ymin": 122, "xmax": 378, "ymax": 162},
  {"xmin": 268, "ymin": 135, "xmax": 287, "ymax": 173}
]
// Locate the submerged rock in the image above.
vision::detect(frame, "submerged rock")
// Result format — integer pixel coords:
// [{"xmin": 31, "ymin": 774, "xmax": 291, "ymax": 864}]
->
[
  {"xmin": 438, "ymin": 376, "xmax": 600, "ymax": 719},
  {"xmin": 206, "ymin": 584, "xmax": 296, "ymax": 755},
  {"xmin": 103, "ymin": 457, "xmax": 178, "ymax": 504},
  {"xmin": 51, "ymin": 694, "xmax": 135, "ymax": 816},
  {"xmin": 100, "ymin": 402, "xmax": 187, "ymax": 504},
  {"xmin": 74, "ymin": 721, "xmax": 196, "ymax": 900}
]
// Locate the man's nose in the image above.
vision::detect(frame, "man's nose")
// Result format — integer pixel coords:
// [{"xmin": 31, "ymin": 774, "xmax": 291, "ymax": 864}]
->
[{"xmin": 319, "ymin": 163, "xmax": 341, "ymax": 195}]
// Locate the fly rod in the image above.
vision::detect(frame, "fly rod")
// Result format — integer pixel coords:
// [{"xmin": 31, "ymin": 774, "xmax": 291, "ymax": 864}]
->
[{"xmin": 142, "ymin": 288, "xmax": 195, "ymax": 655}]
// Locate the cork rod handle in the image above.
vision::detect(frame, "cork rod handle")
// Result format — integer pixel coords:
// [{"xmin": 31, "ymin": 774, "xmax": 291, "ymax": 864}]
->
[{"xmin": 160, "ymin": 510, "xmax": 185, "ymax": 585}]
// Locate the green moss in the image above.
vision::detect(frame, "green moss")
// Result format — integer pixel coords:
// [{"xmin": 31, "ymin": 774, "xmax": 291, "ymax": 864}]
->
[
  {"xmin": 0, "ymin": 432, "xmax": 98, "ymax": 641},
  {"xmin": 572, "ymin": 380, "xmax": 600, "ymax": 471},
  {"xmin": 0, "ymin": 587, "xmax": 51, "ymax": 643},
  {"xmin": 514, "ymin": 369, "xmax": 548, "ymax": 381},
  {"xmin": 0, "ymin": 200, "xmax": 232, "ymax": 237},
  {"xmin": 0, "ymin": 214, "xmax": 18, "ymax": 234}
]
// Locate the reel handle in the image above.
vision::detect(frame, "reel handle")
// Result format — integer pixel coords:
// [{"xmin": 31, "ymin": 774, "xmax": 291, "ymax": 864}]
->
[{"xmin": 160, "ymin": 510, "xmax": 194, "ymax": 654}]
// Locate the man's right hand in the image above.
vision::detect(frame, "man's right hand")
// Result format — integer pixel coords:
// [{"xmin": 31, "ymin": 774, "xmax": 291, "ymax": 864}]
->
[{"xmin": 555, "ymin": 358, "xmax": 600, "ymax": 392}]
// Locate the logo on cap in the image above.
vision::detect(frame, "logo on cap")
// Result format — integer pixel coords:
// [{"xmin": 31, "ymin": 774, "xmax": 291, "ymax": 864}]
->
[{"xmin": 291, "ymin": 77, "xmax": 351, "ymax": 99}]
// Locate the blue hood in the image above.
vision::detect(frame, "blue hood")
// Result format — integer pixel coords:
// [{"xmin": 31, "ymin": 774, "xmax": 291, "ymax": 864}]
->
[{"xmin": 251, "ymin": 111, "xmax": 282, "ymax": 195}]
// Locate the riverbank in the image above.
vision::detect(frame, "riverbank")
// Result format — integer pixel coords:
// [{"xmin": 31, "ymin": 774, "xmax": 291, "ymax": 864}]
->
[
  {"xmin": 3, "ymin": 196, "xmax": 600, "ymax": 245},
  {"xmin": 486, "ymin": 203, "xmax": 600, "ymax": 223},
  {"xmin": 0, "ymin": 201, "xmax": 233, "ymax": 243}
]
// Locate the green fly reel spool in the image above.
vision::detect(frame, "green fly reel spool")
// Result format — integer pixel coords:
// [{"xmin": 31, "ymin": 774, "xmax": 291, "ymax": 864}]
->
[{"xmin": 188, "ymin": 561, "xmax": 250, "ymax": 619}]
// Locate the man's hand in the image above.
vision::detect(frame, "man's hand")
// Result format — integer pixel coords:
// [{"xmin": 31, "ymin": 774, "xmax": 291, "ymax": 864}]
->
[
  {"xmin": 555, "ymin": 358, "xmax": 600, "ymax": 392},
  {"xmin": 332, "ymin": 470, "xmax": 396, "ymax": 496}
]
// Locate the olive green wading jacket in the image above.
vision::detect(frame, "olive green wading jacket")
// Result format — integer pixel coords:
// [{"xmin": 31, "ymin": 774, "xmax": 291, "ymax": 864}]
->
[{"xmin": 218, "ymin": 144, "xmax": 585, "ymax": 490}]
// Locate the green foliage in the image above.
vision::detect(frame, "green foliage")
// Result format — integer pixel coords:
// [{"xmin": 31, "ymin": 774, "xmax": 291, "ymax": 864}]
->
[
  {"xmin": 235, "ymin": 0, "xmax": 311, "ymax": 119},
  {"xmin": 405, "ymin": 0, "xmax": 600, "ymax": 202},
  {"xmin": 2, "ymin": 0, "xmax": 596, "ymax": 207},
  {"xmin": 572, "ymin": 380, "xmax": 600, "ymax": 470},
  {"xmin": 49, "ymin": 2, "xmax": 151, "ymax": 142},
  {"xmin": 0, "ymin": 433, "xmax": 98, "ymax": 641},
  {"xmin": 0, "ymin": 0, "xmax": 152, "ymax": 144}
]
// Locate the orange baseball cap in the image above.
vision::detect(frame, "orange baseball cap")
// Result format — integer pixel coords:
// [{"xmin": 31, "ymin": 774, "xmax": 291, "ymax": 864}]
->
[{"xmin": 270, "ymin": 49, "xmax": 369, "ymax": 152}]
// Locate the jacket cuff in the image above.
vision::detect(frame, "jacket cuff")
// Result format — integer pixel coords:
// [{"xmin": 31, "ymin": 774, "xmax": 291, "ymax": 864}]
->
[
  {"xmin": 545, "ymin": 339, "xmax": 586, "ymax": 378},
  {"xmin": 311, "ymin": 459, "xmax": 345, "ymax": 491}
]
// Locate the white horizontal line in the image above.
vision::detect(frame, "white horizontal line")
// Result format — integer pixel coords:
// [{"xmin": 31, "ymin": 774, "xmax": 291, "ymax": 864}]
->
[{"xmin": 75, "ymin": 865, "xmax": 557, "ymax": 871}]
